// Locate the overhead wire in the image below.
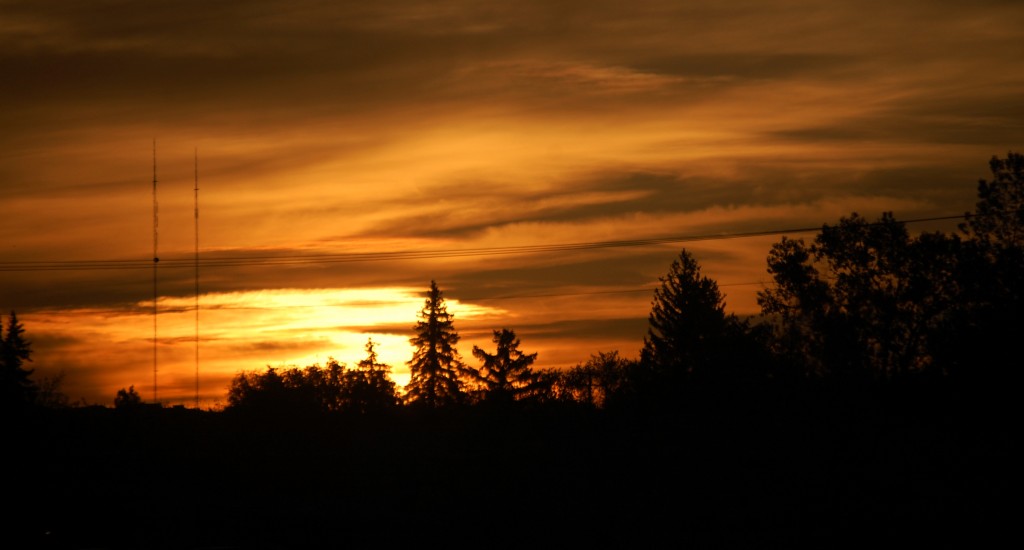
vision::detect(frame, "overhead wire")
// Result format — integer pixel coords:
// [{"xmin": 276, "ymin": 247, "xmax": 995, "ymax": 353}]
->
[{"xmin": 0, "ymin": 213, "xmax": 971, "ymax": 273}]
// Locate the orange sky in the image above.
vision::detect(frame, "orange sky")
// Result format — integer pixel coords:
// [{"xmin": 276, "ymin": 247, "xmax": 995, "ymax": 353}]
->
[{"xmin": 2, "ymin": 0, "xmax": 1023, "ymax": 407}]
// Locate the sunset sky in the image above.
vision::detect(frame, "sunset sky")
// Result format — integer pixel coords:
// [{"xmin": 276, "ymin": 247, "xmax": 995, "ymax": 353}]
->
[{"xmin": 2, "ymin": 0, "xmax": 1022, "ymax": 407}]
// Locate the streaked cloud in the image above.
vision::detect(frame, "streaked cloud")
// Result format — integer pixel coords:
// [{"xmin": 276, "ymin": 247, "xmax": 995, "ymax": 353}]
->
[{"xmin": 3, "ymin": 0, "xmax": 1022, "ymax": 405}]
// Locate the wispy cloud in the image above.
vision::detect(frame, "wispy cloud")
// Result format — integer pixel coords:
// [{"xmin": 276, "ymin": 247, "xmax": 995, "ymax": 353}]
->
[{"xmin": 3, "ymin": 0, "xmax": 1022, "ymax": 405}]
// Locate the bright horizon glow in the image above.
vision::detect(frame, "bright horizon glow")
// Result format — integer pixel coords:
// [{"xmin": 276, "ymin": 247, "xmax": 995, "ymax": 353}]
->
[
  {"xmin": 27, "ymin": 287, "xmax": 506, "ymax": 409},
  {"xmin": 3, "ymin": 0, "xmax": 1021, "ymax": 410}
]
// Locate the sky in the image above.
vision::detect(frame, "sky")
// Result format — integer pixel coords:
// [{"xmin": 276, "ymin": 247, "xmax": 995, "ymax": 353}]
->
[{"xmin": 2, "ymin": 0, "xmax": 1023, "ymax": 408}]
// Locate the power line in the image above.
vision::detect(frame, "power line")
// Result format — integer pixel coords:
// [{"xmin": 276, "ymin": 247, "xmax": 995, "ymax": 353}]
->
[
  {"xmin": 0, "ymin": 213, "xmax": 972, "ymax": 273},
  {"xmin": 475, "ymin": 280, "xmax": 769, "ymax": 301}
]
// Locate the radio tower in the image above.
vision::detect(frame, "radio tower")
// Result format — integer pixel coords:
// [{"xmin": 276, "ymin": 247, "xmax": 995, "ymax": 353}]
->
[
  {"xmin": 152, "ymin": 139, "xmax": 159, "ymax": 405},
  {"xmin": 194, "ymin": 147, "xmax": 200, "ymax": 409}
]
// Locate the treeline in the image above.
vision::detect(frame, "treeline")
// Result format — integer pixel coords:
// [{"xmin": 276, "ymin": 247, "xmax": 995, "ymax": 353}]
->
[
  {"xmin": 4, "ymin": 153, "xmax": 1018, "ymax": 548},
  {"xmin": 218, "ymin": 152, "xmax": 1023, "ymax": 415},
  {"xmin": 3, "ymin": 152, "xmax": 1021, "ymax": 414}
]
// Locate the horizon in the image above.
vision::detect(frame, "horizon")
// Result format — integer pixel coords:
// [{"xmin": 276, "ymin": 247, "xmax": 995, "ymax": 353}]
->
[{"xmin": 3, "ymin": 0, "xmax": 1023, "ymax": 407}]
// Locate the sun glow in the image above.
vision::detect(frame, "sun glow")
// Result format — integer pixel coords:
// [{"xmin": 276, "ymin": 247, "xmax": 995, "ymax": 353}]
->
[{"xmin": 28, "ymin": 287, "xmax": 503, "ymax": 409}]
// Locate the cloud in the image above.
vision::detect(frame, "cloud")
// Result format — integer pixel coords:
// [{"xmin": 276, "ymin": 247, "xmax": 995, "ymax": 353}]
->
[{"xmin": 3, "ymin": 0, "xmax": 1024, "ymax": 406}]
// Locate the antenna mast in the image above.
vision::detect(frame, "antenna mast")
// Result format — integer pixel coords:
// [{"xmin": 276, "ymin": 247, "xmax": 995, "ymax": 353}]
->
[
  {"xmin": 194, "ymin": 147, "xmax": 200, "ymax": 410},
  {"xmin": 152, "ymin": 139, "xmax": 159, "ymax": 405}
]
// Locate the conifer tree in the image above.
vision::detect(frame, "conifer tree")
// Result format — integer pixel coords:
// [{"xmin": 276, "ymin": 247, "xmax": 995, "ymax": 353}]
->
[
  {"xmin": 344, "ymin": 338, "xmax": 400, "ymax": 413},
  {"xmin": 470, "ymin": 328, "xmax": 540, "ymax": 404},
  {"xmin": 641, "ymin": 250, "xmax": 732, "ymax": 376},
  {"xmin": 1, "ymin": 311, "xmax": 37, "ymax": 407},
  {"xmin": 405, "ymin": 281, "xmax": 467, "ymax": 406}
]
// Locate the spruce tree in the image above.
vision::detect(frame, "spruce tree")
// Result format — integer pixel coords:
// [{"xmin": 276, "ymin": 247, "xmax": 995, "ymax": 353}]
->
[
  {"xmin": 345, "ymin": 338, "xmax": 400, "ymax": 413},
  {"xmin": 1, "ymin": 311, "xmax": 37, "ymax": 407},
  {"xmin": 405, "ymin": 281, "xmax": 467, "ymax": 406},
  {"xmin": 470, "ymin": 328, "xmax": 540, "ymax": 404},
  {"xmin": 641, "ymin": 250, "xmax": 739, "ymax": 379}
]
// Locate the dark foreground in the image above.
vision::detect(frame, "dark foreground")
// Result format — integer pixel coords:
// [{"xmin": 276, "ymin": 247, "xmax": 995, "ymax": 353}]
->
[{"xmin": 7, "ymin": 382, "xmax": 1011, "ymax": 549}]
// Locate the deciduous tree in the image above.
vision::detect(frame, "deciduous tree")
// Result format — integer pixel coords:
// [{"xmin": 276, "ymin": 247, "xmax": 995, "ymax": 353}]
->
[
  {"xmin": 942, "ymin": 152, "xmax": 1024, "ymax": 382},
  {"xmin": 556, "ymin": 351, "xmax": 643, "ymax": 409},
  {"xmin": 759, "ymin": 213, "xmax": 962, "ymax": 379},
  {"xmin": 961, "ymin": 152, "xmax": 1024, "ymax": 250},
  {"xmin": 114, "ymin": 385, "xmax": 143, "ymax": 410}
]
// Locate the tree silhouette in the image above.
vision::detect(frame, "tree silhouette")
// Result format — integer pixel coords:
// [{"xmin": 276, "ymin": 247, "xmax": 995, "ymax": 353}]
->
[
  {"xmin": 758, "ymin": 213, "xmax": 960, "ymax": 379},
  {"xmin": 1, "ymin": 311, "xmax": 37, "ymax": 408},
  {"xmin": 470, "ymin": 328, "xmax": 540, "ymax": 404},
  {"xmin": 303, "ymin": 359, "xmax": 348, "ymax": 412},
  {"xmin": 557, "ymin": 351, "xmax": 647, "ymax": 409},
  {"xmin": 641, "ymin": 250, "xmax": 748, "ymax": 381},
  {"xmin": 958, "ymin": 153, "xmax": 1024, "ymax": 319},
  {"xmin": 758, "ymin": 154, "xmax": 1024, "ymax": 382},
  {"xmin": 405, "ymin": 281, "xmax": 468, "ymax": 407},
  {"xmin": 342, "ymin": 339, "xmax": 400, "ymax": 414},
  {"xmin": 226, "ymin": 365, "xmax": 321, "ymax": 416},
  {"xmin": 114, "ymin": 385, "xmax": 143, "ymax": 410},
  {"xmin": 961, "ymin": 152, "xmax": 1024, "ymax": 250},
  {"xmin": 35, "ymin": 370, "xmax": 70, "ymax": 408},
  {"xmin": 941, "ymin": 151, "xmax": 1024, "ymax": 383}
]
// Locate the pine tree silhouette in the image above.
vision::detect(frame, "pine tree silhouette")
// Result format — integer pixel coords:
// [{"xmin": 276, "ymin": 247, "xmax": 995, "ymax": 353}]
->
[{"xmin": 405, "ymin": 281, "xmax": 468, "ymax": 407}]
